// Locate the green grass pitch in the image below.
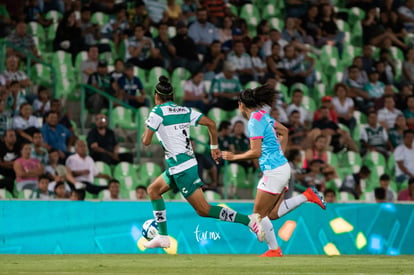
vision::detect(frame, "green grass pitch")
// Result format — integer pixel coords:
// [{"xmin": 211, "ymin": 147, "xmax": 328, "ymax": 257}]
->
[{"xmin": 0, "ymin": 255, "xmax": 413, "ymax": 274}]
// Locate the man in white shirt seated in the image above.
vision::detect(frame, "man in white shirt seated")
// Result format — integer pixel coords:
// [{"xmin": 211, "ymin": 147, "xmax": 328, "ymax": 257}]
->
[
  {"xmin": 394, "ymin": 129, "xmax": 414, "ymax": 184},
  {"xmin": 66, "ymin": 140, "xmax": 112, "ymax": 195}
]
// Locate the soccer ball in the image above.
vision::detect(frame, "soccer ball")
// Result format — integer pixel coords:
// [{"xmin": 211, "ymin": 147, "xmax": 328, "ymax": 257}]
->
[{"xmin": 142, "ymin": 219, "xmax": 159, "ymax": 240}]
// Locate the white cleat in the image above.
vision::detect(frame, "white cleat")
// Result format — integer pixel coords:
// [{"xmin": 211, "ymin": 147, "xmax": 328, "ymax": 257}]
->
[
  {"xmin": 143, "ymin": 235, "xmax": 171, "ymax": 248},
  {"xmin": 248, "ymin": 213, "xmax": 264, "ymax": 242}
]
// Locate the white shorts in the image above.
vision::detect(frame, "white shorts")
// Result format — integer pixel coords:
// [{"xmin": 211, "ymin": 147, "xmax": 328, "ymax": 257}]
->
[{"xmin": 257, "ymin": 163, "xmax": 291, "ymax": 195}]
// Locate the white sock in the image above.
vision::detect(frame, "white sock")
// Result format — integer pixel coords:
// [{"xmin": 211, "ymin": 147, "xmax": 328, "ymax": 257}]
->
[
  {"xmin": 262, "ymin": 216, "xmax": 279, "ymax": 250},
  {"xmin": 277, "ymin": 194, "xmax": 307, "ymax": 218}
]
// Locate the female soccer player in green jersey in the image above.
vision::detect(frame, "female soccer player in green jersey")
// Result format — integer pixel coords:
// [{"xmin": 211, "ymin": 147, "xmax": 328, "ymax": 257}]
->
[{"xmin": 142, "ymin": 76, "xmax": 264, "ymax": 248}]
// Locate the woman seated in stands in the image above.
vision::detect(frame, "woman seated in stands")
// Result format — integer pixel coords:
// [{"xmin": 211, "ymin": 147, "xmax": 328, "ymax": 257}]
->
[{"xmin": 13, "ymin": 143, "xmax": 44, "ymax": 191}]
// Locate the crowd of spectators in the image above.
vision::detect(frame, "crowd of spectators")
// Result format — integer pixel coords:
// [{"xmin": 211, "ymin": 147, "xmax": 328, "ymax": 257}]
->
[{"xmin": 0, "ymin": 0, "xmax": 413, "ymax": 202}]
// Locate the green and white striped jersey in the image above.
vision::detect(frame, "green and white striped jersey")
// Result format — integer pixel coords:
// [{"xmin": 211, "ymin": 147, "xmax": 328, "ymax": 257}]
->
[{"xmin": 146, "ymin": 101, "xmax": 203, "ymax": 175}]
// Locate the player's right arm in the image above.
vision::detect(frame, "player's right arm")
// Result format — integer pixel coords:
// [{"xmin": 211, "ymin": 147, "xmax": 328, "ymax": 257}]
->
[{"xmin": 198, "ymin": 115, "xmax": 220, "ymax": 163}]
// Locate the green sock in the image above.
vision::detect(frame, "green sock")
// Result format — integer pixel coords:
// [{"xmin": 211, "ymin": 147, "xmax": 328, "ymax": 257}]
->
[
  {"xmin": 151, "ymin": 198, "xmax": 168, "ymax": 235},
  {"xmin": 208, "ymin": 205, "xmax": 250, "ymax": 225}
]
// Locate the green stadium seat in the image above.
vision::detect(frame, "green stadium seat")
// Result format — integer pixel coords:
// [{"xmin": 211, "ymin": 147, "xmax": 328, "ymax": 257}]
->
[
  {"xmin": 111, "ymin": 106, "xmax": 137, "ymax": 130},
  {"xmin": 290, "ymin": 82, "xmax": 309, "ymax": 96},
  {"xmin": 0, "ymin": 188, "xmax": 14, "ymax": 199},
  {"xmin": 204, "ymin": 190, "xmax": 222, "ymax": 201},
  {"xmin": 349, "ymin": 7, "xmax": 365, "ymax": 26},
  {"xmin": 91, "ymin": 12, "xmax": 110, "ymax": 26},
  {"xmin": 95, "ymin": 161, "xmax": 112, "ymax": 176},
  {"xmin": 190, "ymin": 123, "xmax": 210, "ymax": 153},
  {"xmin": 244, "ymin": 81, "xmax": 261, "ymax": 89},
  {"xmin": 301, "ymin": 95, "xmax": 317, "ymax": 112},
  {"xmin": 223, "ymin": 163, "xmax": 254, "ymax": 199},
  {"xmin": 261, "ymin": 4, "xmax": 278, "ymax": 19},
  {"xmin": 45, "ymin": 10, "xmax": 63, "ymax": 24},
  {"xmin": 269, "ymin": 17, "xmax": 284, "ymax": 31},
  {"xmin": 137, "ymin": 162, "xmax": 162, "ymax": 187},
  {"xmin": 363, "ymin": 151, "xmax": 386, "ymax": 168},
  {"xmin": 171, "ymin": 67, "xmax": 191, "ymax": 86},
  {"xmin": 113, "ymin": 162, "xmax": 137, "ymax": 179},
  {"xmin": 207, "ymin": 108, "xmax": 230, "ymax": 125}
]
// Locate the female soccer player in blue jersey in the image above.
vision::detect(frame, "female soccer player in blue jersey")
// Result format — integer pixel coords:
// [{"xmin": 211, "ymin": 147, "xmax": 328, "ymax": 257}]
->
[
  {"xmin": 222, "ymin": 85, "xmax": 326, "ymax": 257},
  {"xmin": 141, "ymin": 76, "xmax": 263, "ymax": 249}
]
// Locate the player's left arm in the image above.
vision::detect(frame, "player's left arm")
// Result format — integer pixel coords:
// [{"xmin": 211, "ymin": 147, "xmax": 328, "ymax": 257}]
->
[{"xmin": 222, "ymin": 138, "xmax": 262, "ymax": 161}]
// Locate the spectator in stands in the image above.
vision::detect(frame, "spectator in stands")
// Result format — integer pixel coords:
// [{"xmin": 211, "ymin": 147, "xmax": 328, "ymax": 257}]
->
[
  {"xmin": 361, "ymin": 45, "xmax": 376, "ymax": 74},
  {"xmin": 181, "ymin": 0, "xmax": 199, "ymax": 24},
  {"xmin": 45, "ymin": 149, "xmax": 67, "ymax": 183},
  {"xmin": 6, "ymin": 21, "xmax": 40, "ymax": 58},
  {"xmin": 70, "ymin": 189, "xmax": 85, "ymax": 201},
  {"xmin": 317, "ymin": 4, "xmax": 344, "ymax": 55},
  {"xmin": 286, "ymin": 149, "xmax": 306, "ymax": 197},
  {"xmin": 396, "ymin": 84, "xmax": 413, "ymax": 111},
  {"xmin": 32, "ymin": 86, "xmax": 50, "ymax": 117},
  {"xmin": 360, "ymin": 111, "xmax": 389, "ymax": 156},
  {"xmin": 135, "ymin": 185, "xmax": 148, "ymax": 200},
  {"xmin": 388, "ymin": 115, "xmax": 408, "ymax": 150},
  {"xmin": 183, "ymin": 71, "xmax": 208, "ymax": 114},
  {"xmin": 203, "ymin": 40, "xmax": 225, "ymax": 81},
  {"xmin": 49, "ymin": 99, "xmax": 72, "ymax": 132},
  {"xmin": 398, "ymin": 0, "xmax": 414, "ymax": 32},
  {"xmin": 227, "ymin": 40, "xmax": 254, "ymax": 85},
  {"xmin": 30, "ymin": 130, "xmax": 48, "ymax": 166},
  {"xmin": 301, "ymin": 159, "xmax": 326, "ymax": 192},
  {"xmin": 218, "ymin": 120, "xmax": 234, "ymax": 152},
  {"xmin": 394, "ymin": 129, "xmax": 414, "ymax": 183},
  {"xmin": 374, "ymin": 187, "xmax": 386, "ymax": 202},
  {"xmin": 171, "ymin": 21, "xmax": 201, "ymax": 72},
  {"xmin": 30, "ymin": 174, "xmax": 54, "ymax": 199},
  {"xmin": 13, "ymin": 103, "xmax": 40, "ymax": 142},
  {"xmin": 6, "ymin": 81, "xmax": 27, "ymax": 116},
  {"xmin": 104, "ymin": 179, "xmax": 121, "ymax": 200},
  {"xmin": 188, "ymin": 8, "xmax": 219, "ymax": 55},
  {"xmin": 190, "ymin": 139, "xmax": 218, "ymax": 190},
  {"xmin": 281, "ymin": 17, "xmax": 304, "ymax": 44},
  {"xmin": 101, "ymin": 5, "xmax": 129, "ymax": 48},
  {"xmin": 130, "ymin": 1, "xmax": 151, "ymax": 30},
  {"xmin": 266, "ymin": 43, "xmax": 284, "ymax": 82},
  {"xmin": 298, "ymin": 4, "xmax": 320, "ymax": 46},
  {"xmin": 249, "ymin": 42, "xmax": 267, "ymax": 84},
  {"xmin": 342, "ymin": 56, "xmax": 369, "ymax": 87},
  {"xmin": 1, "ymin": 55, "xmax": 31, "ymax": 88},
  {"xmin": 303, "ymin": 134, "xmax": 337, "ymax": 179},
  {"xmin": 53, "ymin": 181, "xmax": 68, "ymax": 199},
  {"xmin": 377, "ymin": 95, "xmax": 403, "ymax": 130},
  {"xmin": 364, "ymin": 69, "xmax": 385, "ymax": 99},
  {"xmin": 0, "ymin": 98, "xmax": 11, "ymax": 137},
  {"xmin": 143, "ymin": 0, "xmax": 168, "ymax": 25},
  {"xmin": 24, "ymin": 0, "xmax": 53, "ymax": 27},
  {"xmin": 203, "ymin": 0, "xmax": 225, "ymax": 25},
  {"xmin": 109, "ymin": 58, "xmax": 125, "ymax": 84},
  {"xmin": 339, "ymin": 165, "xmax": 371, "ymax": 200},
  {"xmin": 402, "ymin": 48, "xmax": 414, "ymax": 86},
  {"xmin": 13, "ymin": 143, "xmax": 44, "ymax": 191},
  {"xmin": 166, "ymin": 0, "xmax": 182, "ymax": 25},
  {"xmin": 80, "ymin": 45, "xmax": 99, "ymax": 84},
  {"xmin": 343, "ymin": 65, "xmax": 370, "ymax": 112},
  {"xmin": 153, "ymin": 22, "xmax": 176, "ymax": 71},
  {"xmin": 375, "ymin": 60, "xmax": 394, "ymax": 85},
  {"xmin": 210, "ymin": 61, "xmax": 242, "ymax": 111},
  {"xmin": 379, "ymin": 174, "xmax": 395, "ymax": 202},
  {"xmin": 362, "ymin": 7, "xmax": 407, "ymax": 49},
  {"xmin": 87, "ymin": 113, "xmax": 133, "ymax": 164},
  {"xmin": 286, "ymin": 89, "xmax": 311, "ymax": 127},
  {"xmin": 0, "ymin": 130, "xmax": 20, "ymax": 196},
  {"xmin": 286, "ymin": 110, "xmax": 307, "ymax": 150},
  {"xmin": 87, "ymin": 60, "xmax": 111, "ymax": 113},
  {"xmin": 79, "ymin": 7, "xmax": 100, "ymax": 48},
  {"xmin": 53, "ymin": 10, "xmax": 84, "ymax": 62},
  {"xmin": 324, "ymin": 188, "xmax": 336, "ymax": 203},
  {"xmin": 332, "ymin": 83, "xmax": 356, "ymax": 133},
  {"xmin": 263, "ymin": 29, "xmax": 287, "ymax": 58},
  {"xmin": 313, "ymin": 96, "xmax": 338, "ymax": 123},
  {"xmin": 398, "ymin": 178, "xmax": 414, "ymax": 201},
  {"xmin": 218, "ymin": 16, "xmax": 233, "ymax": 44},
  {"xmin": 117, "ymin": 63, "xmax": 149, "ymax": 108},
  {"xmin": 281, "ymin": 44, "xmax": 315, "ymax": 87},
  {"xmin": 404, "ymin": 95, "xmax": 414, "ymax": 129},
  {"xmin": 127, "ymin": 24, "xmax": 163, "ymax": 69},
  {"xmin": 231, "ymin": 120, "xmax": 254, "ymax": 172},
  {"xmin": 66, "ymin": 140, "xmax": 111, "ymax": 195},
  {"xmin": 42, "ymin": 111, "xmax": 75, "ymax": 160}
]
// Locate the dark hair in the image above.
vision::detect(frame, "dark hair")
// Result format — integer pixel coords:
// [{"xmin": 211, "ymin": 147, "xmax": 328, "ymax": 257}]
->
[
  {"xmin": 31, "ymin": 129, "xmax": 42, "ymax": 137},
  {"xmin": 155, "ymin": 76, "xmax": 174, "ymax": 101},
  {"xmin": 38, "ymin": 174, "xmax": 50, "ymax": 182},
  {"xmin": 49, "ymin": 148, "xmax": 58, "ymax": 154},
  {"xmin": 109, "ymin": 179, "xmax": 120, "ymax": 186},
  {"xmin": 218, "ymin": 120, "xmax": 231, "ymax": 131},
  {"xmin": 239, "ymin": 85, "xmax": 277, "ymax": 109},
  {"xmin": 38, "ymin": 85, "xmax": 47, "ymax": 93},
  {"xmin": 286, "ymin": 149, "xmax": 301, "ymax": 162},
  {"xmin": 403, "ymin": 129, "xmax": 414, "ymax": 137},
  {"xmin": 324, "ymin": 188, "xmax": 336, "ymax": 197},
  {"xmin": 348, "ymin": 65, "xmax": 359, "ymax": 72},
  {"xmin": 19, "ymin": 102, "xmax": 31, "ymax": 112},
  {"xmin": 71, "ymin": 189, "xmax": 85, "ymax": 200},
  {"xmin": 380, "ymin": 174, "xmax": 390, "ymax": 181},
  {"xmin": 135, "ymin": 185, "xmax": 147, "ymax": 191},
  {"xmin": 374, "ymin": 187, "xmax": 386, "ymax": 200},
  {"xmin": 289, "ymin": 110, "xmax": 300, "ymax": 116},
  {"xmin": 54, "ymin": 181, "xmax": 65, "ymax": 191},
  {"xmin": 20, "ymin": 142, "xmax": 31, "ymax": 150},
  {"xmin": 359, "ymin": 165, "xmax": 371, "ymax": 175}
]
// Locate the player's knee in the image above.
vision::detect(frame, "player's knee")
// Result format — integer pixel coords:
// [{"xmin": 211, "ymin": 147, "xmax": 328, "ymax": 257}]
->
[{"xmin": 147, "ymin": 184, "xmax": 159, "ymax": 199}]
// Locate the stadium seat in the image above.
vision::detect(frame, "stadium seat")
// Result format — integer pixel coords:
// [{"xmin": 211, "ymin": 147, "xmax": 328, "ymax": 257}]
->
[
  {"xmin": 45, "ymin": 10, "xmax": 63, "ymax": 24},
  {"xmin": 261, "ymin": 4, "xmax": 278, "ymax": 19},
  {"xmin": 301, "ymin": 95, "xmax": 317, "ymax": 112},
  {"xmin": 190, "ymin": 123, "xmax": 210, "ymax": 153},
  {"xmin": 204, "ymin": 190, "xmax": 222, "ymax": 201},
  {"xmin": 137, "ymin": 162, "xmax": 162, "ymax": 187},
  {"xmin": 91, "ymin": 12, "xmax": 110, "ymax": 26},
  {"xmin": 207, "ymin": 108, "xmax": 230, "ymax": 125},
  {"xmin": 244, "ymin": 81, "xmax": 261, "ymax": 89},
  {"xmin": 111, "ymin": 106, "xmax": 137, "ymax": 130},
  {"xmin": 290, "ymin": 82, "xmax": 309, "ymax": 96},
  {"xmin": 363, "ymin": 151, "xmax": 386, "ymax": 168},
  {"xmin": 0, "ymin": 188, "xmax": 13, "ymax": 199},
  {"xmin": 146, "ymin": 66, "xmax": 170, "ymax": 92},
  {"xmin": 171, "ymin": 67, "xmax": 191, "ymax": 86},
  {"xmin": 95, "ymin": 161, "xmax": 112, "ymax": 176},
  {"xmin": 224, "ymin": 163, "xmax": 254, "ymax": 199},
  {"xmin": 30, "ymin": 64, "xmax": 52, "ymax": 86},
  {"xmin": 113, "ymin": 162, "xmax": 138, "ymax": 179},
  {"xmin": 168, "ymin": 26, "xmax": 176, "ymax": 38},
  {"xmin": 269, "ymin": 17, "xmax": 284, "ymax": 31}
]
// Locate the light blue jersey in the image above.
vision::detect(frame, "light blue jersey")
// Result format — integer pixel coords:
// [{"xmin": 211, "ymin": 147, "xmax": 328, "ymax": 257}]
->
[{"xmin": 248, "ymin": 109, "xmax": 287, "ymax": 171}]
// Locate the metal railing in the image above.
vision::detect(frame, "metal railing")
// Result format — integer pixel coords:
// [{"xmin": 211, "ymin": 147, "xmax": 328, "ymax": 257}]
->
[
  {"xmin": 0, "ymin": 40, "xmax": 57, "ymax": 97},
  {"xmin": 80, "ymin": 84, "xmax": 142, "ymax": 161}
]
